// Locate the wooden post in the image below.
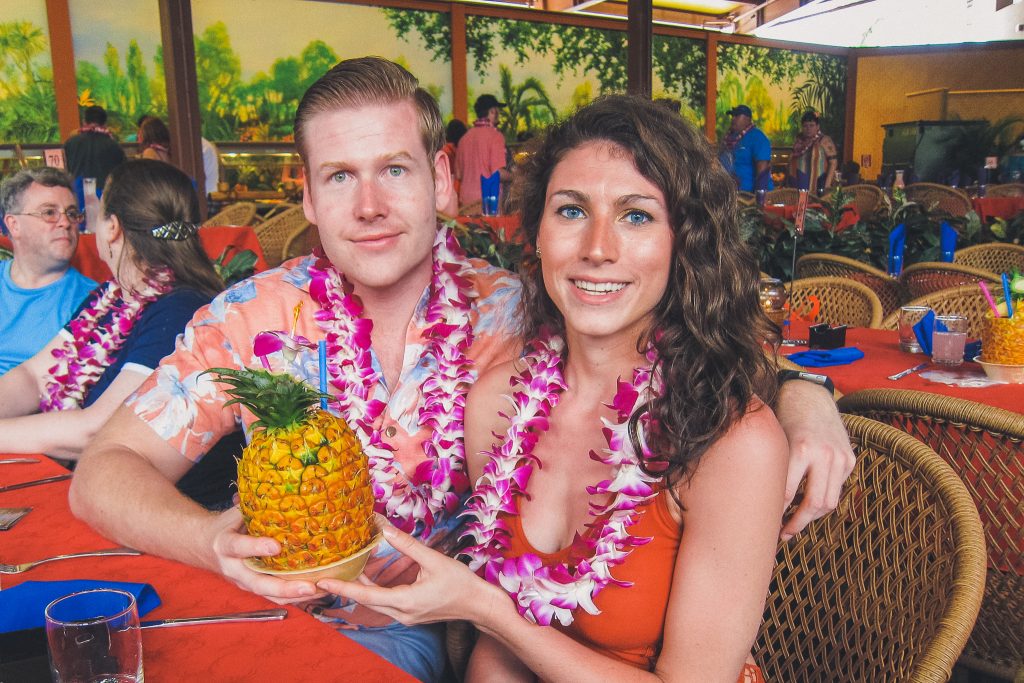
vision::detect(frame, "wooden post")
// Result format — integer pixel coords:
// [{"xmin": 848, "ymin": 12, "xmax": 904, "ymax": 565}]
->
[
  {"xmin": 45, "ymin": 0, "xmax": 79, "ymax": 142},
  {"xmin": 627, "ymin": 0, "xmax": 652, "ymax": 97},
  {"xmin": 451, "ymin": 3, "xmax": 468, "ymax": 123},
  {"xmin": 705, "ymin": 35, "xmax": 719, "ymax": 142},
  {"xmin": 844, "ymin": 52, "xmax": 857, "ymax": 165},
  {"xmin": 158, "ymin": 0, "xmax": 206, "ymax": 217}
]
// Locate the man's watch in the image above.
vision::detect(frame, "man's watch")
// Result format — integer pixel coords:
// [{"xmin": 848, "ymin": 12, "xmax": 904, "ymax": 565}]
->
[{"xmin": 778, "ymin": 369, "xmax": 836, "ymax": 396}]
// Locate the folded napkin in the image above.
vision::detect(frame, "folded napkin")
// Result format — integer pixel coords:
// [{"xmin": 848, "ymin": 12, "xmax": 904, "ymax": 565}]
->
[
  {"xmin": 0, "ymin": 580, "xmax": 160, "ymax": 633},
  {"xmin": 940, "ymin": 221, "xmax": 957, "ymax": 262},
  {"xmin": 888, "ymin": 224, "xmax": 906, "ymax": 276},
  {"xmin": 787, "ymin": 347, "xmax": 865, "ymax": 368}
]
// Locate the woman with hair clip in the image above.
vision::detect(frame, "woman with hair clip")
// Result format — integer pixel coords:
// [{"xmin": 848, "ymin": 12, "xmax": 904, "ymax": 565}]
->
[
  {"xmin": 318, "ymin": 95, "xmax": 789, "ymax": 682},
  {"xmin": 0, "ymin": 159, "xmax": 226, "ymax": 465}
]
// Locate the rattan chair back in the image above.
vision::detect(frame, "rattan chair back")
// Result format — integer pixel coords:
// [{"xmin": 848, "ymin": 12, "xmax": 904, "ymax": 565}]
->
[
  {"xmin": 253, "ymin": 205, "xmax": 310, "ymax": 268},
  {"xmin": 787, "ymin": 276, "xmax": 884, "ymax": 328},
  {"xmin": 203, "ymin": 201, "xmax": 257, "ymax": 227},
  {"xmin": 905, "ymin": 183, "xmax": 973, "ymax": 217},
  {"xmin": 755, "ymin": 414, "xmax": 985, "ymax": 682},
  {"xmin": 899, "ymin": 261, "xmax": 1001, "ymax": 300},
  {"xmin": 838, "ymin": 390, "xmax": 1023, "ymax": 680},
  {"xmin": 985, "ymin": 183, "xmax": 1024, "ymax": 198},
  {"xmin": 795, "ymin": 253, "xmax": 906, "ymax": 317},
  {"xmin": 954, "ymin": 243, "xmax": 1024, "ymax": 274},
  {"xmin": 765, "ymin": 188, "xmax": 801, "ymax": 205},
  {"xmin": 823, "ymin": 183, "xmax": 887, "ymax": 218},
  {"xmin": 879, "ymin": 284, "xmax": 993, "ymax": 338}
]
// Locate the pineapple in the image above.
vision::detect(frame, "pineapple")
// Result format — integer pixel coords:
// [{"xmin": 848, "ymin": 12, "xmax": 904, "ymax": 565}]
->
[{"xmin": 208, "ymin": 367, "xmax": 376, "ymax": 571}]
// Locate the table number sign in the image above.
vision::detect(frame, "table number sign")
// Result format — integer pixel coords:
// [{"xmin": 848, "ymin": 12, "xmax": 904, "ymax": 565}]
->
[{"xmin": 43, "ymin": 149, "xmax": 66, "ymax": 169}]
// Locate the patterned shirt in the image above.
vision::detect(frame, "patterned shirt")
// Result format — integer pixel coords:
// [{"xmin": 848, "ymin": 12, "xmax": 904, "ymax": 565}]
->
[{"xmin": 128, "ymin": 252, "xmax": 522, "ymax": 627}]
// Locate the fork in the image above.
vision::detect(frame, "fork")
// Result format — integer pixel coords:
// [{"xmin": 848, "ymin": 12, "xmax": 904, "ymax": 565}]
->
[{"xmin": 0, "ymin": 547, "xmax": 142, "ymax": 574}]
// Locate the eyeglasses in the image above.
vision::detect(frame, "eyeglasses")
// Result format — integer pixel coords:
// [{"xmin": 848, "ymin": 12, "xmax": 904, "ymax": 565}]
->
[{"xmin": 11, "ymin": 207, "xmax": 85, "ymax": 225}]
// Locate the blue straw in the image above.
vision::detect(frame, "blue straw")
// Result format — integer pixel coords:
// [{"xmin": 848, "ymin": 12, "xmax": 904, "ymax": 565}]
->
[
  {"xmin": 1003, "ymin": 273, "xmax": 1015, "ymax": 318},
  {"xmin": 318, "ymin": 340, "xmax": 328, "ymax": 410}
]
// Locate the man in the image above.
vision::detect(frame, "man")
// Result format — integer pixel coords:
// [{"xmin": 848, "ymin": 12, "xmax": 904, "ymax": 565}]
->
[
  {"xmin": 721, "ymin": 104, "xmax": 774, "ymax": 193},
  {"xmin": 454, "ymin": 94, "xmax": 508, "ymax": 208},
  {"xmin": 72, "ymin": 58, "xmax": 853, "ymax": 682},
  {"xmin": 63, "ymin": 105, "xmax": 127, "ymax": 190},
  {"xmin": 0, "ymin": 168, "xmax": 96, "ymax": 375},
  {"xmin": 789, "ymin": 111, "xmax": 838, "ymax": 194}
]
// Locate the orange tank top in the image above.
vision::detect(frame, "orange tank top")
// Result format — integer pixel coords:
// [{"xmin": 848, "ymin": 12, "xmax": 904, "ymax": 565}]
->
[{"xmin": 502, "ymin": 491, "xmax": 765, "ymax": 681}]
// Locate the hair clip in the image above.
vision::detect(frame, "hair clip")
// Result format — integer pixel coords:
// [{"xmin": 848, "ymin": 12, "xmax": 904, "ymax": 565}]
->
[{"xmin": 150, "ymin": 220, "xmax": 199, "ymax": 240}]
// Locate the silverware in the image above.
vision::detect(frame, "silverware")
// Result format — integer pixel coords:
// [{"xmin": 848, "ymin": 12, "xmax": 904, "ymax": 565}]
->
[
  {"xmin": 780, "ymin": 339, "xmax": 808, "ymax": 346},
  {"xmin": 0, "ymin": 458, "xmax": 40, "ymax": 465},
  {"xmin": 0, "ymin": 473, "xmax": 72, "ymax": 493},
  {"xmin": 0, "ymin": 547, "xmax": 141, "ymax": 574},
  {"xmin": 141, "ymin": 608, "xmax": 287, "ymax": 629},
  {"xmin": 888, "ymin": 362, "xmax": 930, "ymax": 381}
]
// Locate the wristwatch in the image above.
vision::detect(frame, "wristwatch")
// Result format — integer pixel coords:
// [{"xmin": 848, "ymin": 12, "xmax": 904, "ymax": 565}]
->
[{"xmin": 778, "ymin": 369, "xmax": 836, "ymax": 396}]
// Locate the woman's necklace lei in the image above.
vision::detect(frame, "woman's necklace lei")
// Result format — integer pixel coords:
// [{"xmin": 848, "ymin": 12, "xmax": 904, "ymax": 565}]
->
[
  {"xmin": 40, "ymin": 270, "xmax": 174, "ymax": 411},
  {"xmin": 308, "ymin": 224, "xmax": 475, "ymax": 537},
  {"xmin": 460, "ymin": 332, "xmax": 664, "ymax": 627}
]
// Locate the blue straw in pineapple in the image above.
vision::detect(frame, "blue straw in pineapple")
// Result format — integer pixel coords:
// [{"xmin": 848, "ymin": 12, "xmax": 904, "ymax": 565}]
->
[
  {"xmin": 1002, "ymin": 273, "xmax": 1014, "ymax": 318},
  {"xmin": 318, "ymin": 340, "xmax": 328, "ymax": 410}
]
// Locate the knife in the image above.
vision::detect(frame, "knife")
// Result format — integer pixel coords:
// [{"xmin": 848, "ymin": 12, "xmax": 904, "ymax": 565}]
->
[
  {"xmin": 0, "ymin": 473, "xmax": 72, "ymax": 493},
  {"xmin": 140, "ymin": 608, "xmax": 288, "ymax": 629},
  {"xmin": 887, "ymin": 362, "xmax": 930, "ymax": 381},
  {"xmin": 0, "ymin": 458, "xmax": 40, "ymax": 465}
]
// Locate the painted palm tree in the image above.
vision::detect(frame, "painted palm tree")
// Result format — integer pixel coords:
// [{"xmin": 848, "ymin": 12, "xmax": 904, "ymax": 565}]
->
[{"xmin": 496, "ymin": 65, "xmax": 557, "ymax": 140}]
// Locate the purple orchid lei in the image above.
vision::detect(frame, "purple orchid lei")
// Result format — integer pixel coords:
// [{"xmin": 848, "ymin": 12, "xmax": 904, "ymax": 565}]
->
[
  {"xmin": 40, "ymin": 270, "xmax": 174, "ymax": 412},
  {"xmin": 308, "ymin": 224, "xmax": 475, "ymax": 536},
  {"xmin": 460, "ymin": 332, "xmax": 664, "ymax": 627}
]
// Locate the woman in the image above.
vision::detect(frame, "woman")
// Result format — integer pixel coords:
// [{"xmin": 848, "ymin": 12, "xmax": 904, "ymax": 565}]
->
[
  {"xmin": 138, "ymin": 116, "xmax": 172, "ymax": 163},
  {"xmin": 788, "ymin": 111, "xmax": 838, "ymax": 194},
  {"xmin": 0, "ymin": 160, "xmax": 224, "ymax": 462},
  {"xmin": 319, "ymin": 96, "xmax": 788, "ymax": 682}
]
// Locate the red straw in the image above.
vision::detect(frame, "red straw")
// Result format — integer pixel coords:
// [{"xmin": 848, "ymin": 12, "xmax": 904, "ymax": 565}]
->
[{"xmin": 978, "ymin": 281, "xmax": 1001, "ymax": 317}]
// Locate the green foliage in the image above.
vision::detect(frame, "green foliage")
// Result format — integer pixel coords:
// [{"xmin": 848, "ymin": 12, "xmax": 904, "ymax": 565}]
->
[
  {"xmin": 451, "ymin": 219, "xmax": 523, "ymax": 272},
  {"xmin": 496, "ymin": 66, "xmax": 557, "ymax": 140},
  {"xmin": 77, "ymin": 39, "xmax": 165, "ymax": 134},
  {"xmin": 382, "ymin": 8, "xmax": 451, "ymax": 63},
  {"xmin": 941, "ymin": 115, "xmax": 1024, "ymax": 183},
  {"xmin": 0, "ymin": 21, "xmax": 59, "ymax": 143},
  {"xmin": 652, "ymin": 35, "xmax": 706, "ymax": 120},
  {"xmin": 0, "ymin": 246, "xmax": 12, "ymax": 261},
  {"xmin": 212, "ymin": 246, "xmax": 258, "ymax": 286}
]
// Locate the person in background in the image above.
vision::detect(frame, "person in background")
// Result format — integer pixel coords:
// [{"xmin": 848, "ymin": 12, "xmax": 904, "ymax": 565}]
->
[
  {"xmin": 720, "ymin": 104, "xmax": 773, "ymax": 193},
  {"xmin": 0, "ymin": 168, "xmax": 96, "ymax": 375},
  {"xmin": 789, "ymin": 111, "xmax": 838, "ymax": 195},
  {"xmin": 0, "ymin": 159, "xmax": 238, "ymax": 506},
  {"xmin": 138, "ymin": 116, "xmax": 172, "ymax": 164},
  {"xmin": 840, "ymin": 160, "xmax": 862, "ymax": 186},
  {"xmin": 201, "ymin": 137, "xmax": 221, "ymax": 196},
  {"xmin": 63, "ymin": 105, "xmax": 126, "ymax": 190},
  {"xmin": 455, "ymin": 94, "xmax": 508, "ymax": 208},
  {"xmin": 441, "ymin": 119, "xmax": 468, "ymax": 216}
]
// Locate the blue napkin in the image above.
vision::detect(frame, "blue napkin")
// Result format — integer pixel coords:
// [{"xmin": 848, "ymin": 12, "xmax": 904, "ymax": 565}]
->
[
  {"xmin": 940, "ymin": 221, "xmax": 957, "ymax": 262},
  {"xmin": 787, "ymin": 347, "xmax": 865, "ymax": 368},
  {"xmin": 888, "ymin": 224, "xmax": 906, "ymax": 276},
  {"xmin": 0, "ymin": 580, "xmax": 160, "ymax": 633},
  {"xmin": 913, "ymin": 313, "xmax": 980, "ymax": 361}
]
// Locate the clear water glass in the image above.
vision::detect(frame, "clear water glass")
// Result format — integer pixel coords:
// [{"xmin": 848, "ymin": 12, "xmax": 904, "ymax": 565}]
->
[{"xmin": 45, "ymin": 589, "xmax": 143, "ymax": 682}]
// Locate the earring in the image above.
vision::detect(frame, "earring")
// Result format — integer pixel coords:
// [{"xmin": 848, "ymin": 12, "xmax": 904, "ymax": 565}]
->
[{"xmin": 535, "ymin": 248, "xmax": 542, "ymax": 259}]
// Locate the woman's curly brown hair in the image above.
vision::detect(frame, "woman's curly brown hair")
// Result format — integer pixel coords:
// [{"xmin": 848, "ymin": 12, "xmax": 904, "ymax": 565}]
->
[{"xmin": 511, "ymin": 94, "xmax": 780, "ymax": 484}]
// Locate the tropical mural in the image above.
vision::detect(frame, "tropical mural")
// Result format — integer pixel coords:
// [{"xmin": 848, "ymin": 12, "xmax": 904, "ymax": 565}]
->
[
  {"xmin": 0, "ymin": 1, "xmax": 59, "ymax": 144},
  {"xmin": 716, "ymin": 43, "xmax": 847, "ymax": 148}
]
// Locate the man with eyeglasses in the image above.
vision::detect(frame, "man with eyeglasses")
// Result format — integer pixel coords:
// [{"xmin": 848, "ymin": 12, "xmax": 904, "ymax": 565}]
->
[{"xmin": 0, "ymin": 167, "xmax": 96, "ymax": 375}]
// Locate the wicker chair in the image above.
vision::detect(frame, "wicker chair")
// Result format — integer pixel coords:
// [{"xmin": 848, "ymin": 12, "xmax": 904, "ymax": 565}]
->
[
  {"xmin": 765, "ymin": 187, "xmax": 801, "ymax": 205},
  {"xmin": 879, "ymin": 284, "xmax": 993, "ymax": 339},
  {"xmin": 202, "ymin": 201, "xmax": 257, "ymax": 227},
  {"xmin": 822, "ymin": 183, "xmax": 887, "ymax": 218},
  {"xmin": 837, "ymin": 390, "xmax": 1024, "ymax": 680},
  {"xmin": 787, "ymin": 276, "xmax": 884, "ymax": 328},
  {"xmin": 985, "ymin": 183, "xmax": 1024, "ymax": 198},
  {"xmin": 899, "ymin": 261, "xmax": 1001, "ymax": 300},
  {"xmin": 954, "ymin": 243, "xmax": 1024, "ymax": 274},
  {"xmin": 905, "ymin": 183, "xmax": 973, "ymax": 217},
  {"xmin": 795, "ymin": 253, "xmax": 906, "ymax": 317},
  {"xmin": 755, "ymin": 414, "xmax": 985, "ymax": 682},
  {"xmin": 253, "ymin": 205, "xmax": 311, "ymax": 268}
]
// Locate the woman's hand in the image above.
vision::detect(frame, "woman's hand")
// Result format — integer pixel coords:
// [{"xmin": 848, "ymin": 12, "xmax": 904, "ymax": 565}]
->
[{"xmin": 317, "ymin": 525, "xmax": 498, "ymax": 626}]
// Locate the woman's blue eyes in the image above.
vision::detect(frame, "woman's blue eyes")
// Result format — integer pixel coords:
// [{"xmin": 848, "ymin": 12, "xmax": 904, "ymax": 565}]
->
[
  {"xmin": 556, "ymin": 205, "xmax": 653, "ymax": 225},
  {"xmin": 624, "ymin": 210, "xmax": 652, "ymax": 225},
  {"xmin": 558, "ymin": 205, "xmax": 585, "ymax": 219}
]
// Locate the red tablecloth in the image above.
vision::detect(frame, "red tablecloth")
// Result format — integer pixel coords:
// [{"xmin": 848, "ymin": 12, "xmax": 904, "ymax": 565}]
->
[
  {"xmin": 0, "ymin": 457, "xmax": 412, "ymax": 681},
  {"xmin": 0, "ymin": 225, "xmax": 268, "ymax": 283},
  {"xmin": 456, "ymin": 214, "xmax": 523, "ymax": 243},
  {"xmin": 763, "ymin": 203, "xmax": 861, "ymax": 231},
  {"xmin": 973, "ymin": 196, "xmax": 1024, "ymax": 222},
  {"xmin": 781, "ymin": 326, "xmax": 1022, "ymax": 414}
]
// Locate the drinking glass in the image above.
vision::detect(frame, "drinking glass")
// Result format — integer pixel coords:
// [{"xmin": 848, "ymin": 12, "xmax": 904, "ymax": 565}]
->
[
  {"xmin": 897, "ymin": 305, "xmax": 930, "ymax": 353},
  {"xmin": 482, "ymin": 193, "xmax": 499, "ymax": 216},
  {"xmin": 932, "ymin": 314, "xmax": 969, "ymax": 366},
  {"xmin": 45, "ymin": 589, "xmax": 143, "ymax": 682}
]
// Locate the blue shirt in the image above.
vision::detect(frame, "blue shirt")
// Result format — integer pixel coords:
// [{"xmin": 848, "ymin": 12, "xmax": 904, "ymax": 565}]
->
[
  {"xmin": 0, "ymin": 261, "xmax": 96, "ymax": 375},
  {"xmin": 731, "ymin": 126, "xmax": 773, "ymax": 192}
]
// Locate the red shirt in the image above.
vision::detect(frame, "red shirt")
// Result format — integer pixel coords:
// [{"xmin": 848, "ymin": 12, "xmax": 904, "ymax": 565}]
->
[{"xmin": 455, "ymin": 119, "xmax": 506, "ymax": 206}]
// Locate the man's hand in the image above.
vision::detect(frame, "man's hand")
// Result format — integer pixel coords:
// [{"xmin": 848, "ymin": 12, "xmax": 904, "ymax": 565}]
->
[
  {"xmin": 208, "ymin": 507, "xmax": 328, "ymax": 604},
  {"xmin": 774, "ymin": 380, "xmax": 855, "ymax": 541}
]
